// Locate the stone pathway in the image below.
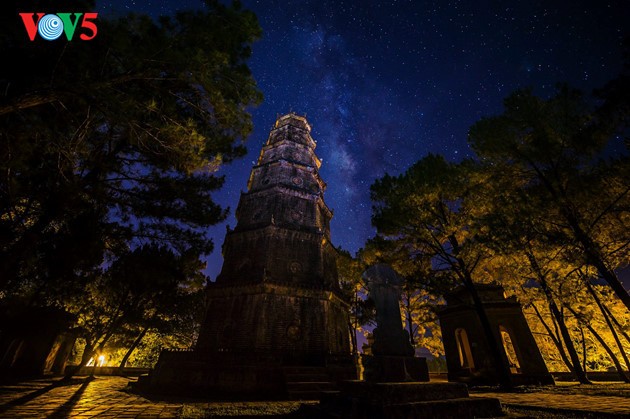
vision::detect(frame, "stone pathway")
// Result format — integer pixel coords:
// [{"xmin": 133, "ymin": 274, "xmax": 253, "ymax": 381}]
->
[
  {"xmin": 471, "ymin": 391, "xmax": 630, "ymax": 417},
  {"xmin": 0, "ymin": 376, "xmax": 180, "ymax": 418},
  {"xmin": 1, "ymin": 376, "xmax": 630, "ymax": 418}
]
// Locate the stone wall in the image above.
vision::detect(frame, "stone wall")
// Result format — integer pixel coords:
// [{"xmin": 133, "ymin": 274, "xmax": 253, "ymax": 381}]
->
[{"xmin": 196, "ymin": 283, "xmax": 349, "ymax": 359}]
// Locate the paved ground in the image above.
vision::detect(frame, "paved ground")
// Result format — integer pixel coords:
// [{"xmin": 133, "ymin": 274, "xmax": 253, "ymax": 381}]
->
[
  {"xmin": 0, "ymin": 376, "xmax": 180, "ymax": 418},
  {"xmin": 471, "ymin": 390, "xmax": 630, "ymax": 417},
  {"xmin": 0, "ymin": 376, "xmax": 629, "ymax": 418}
]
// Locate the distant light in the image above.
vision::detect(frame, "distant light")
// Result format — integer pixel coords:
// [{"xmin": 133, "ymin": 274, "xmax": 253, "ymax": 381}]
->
[{"xmin": 86, "ymin": 355, "xmax": 107, "ymax": 367}]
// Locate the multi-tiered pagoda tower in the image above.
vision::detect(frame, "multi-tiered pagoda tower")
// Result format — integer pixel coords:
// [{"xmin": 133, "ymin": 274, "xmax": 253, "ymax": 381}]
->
[
  {"xmin": 148, "ymin": 113, "xmax": 355, "ymax": 397},
  {"xmin": 196, "ymin": 112, "xmax": 349, "ymax": 356}
]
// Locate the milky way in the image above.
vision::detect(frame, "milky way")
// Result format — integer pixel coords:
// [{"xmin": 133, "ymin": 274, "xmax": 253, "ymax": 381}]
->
[{"xmin": 98, "ymin": 0, "xmax": 629, "ymax": 280}]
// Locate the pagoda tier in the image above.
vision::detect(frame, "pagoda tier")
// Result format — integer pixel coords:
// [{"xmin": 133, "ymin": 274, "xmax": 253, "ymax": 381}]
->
[
  {"xmin": 195, "ymin": 113, "xmax": 350, "ymax": 356},
  {"xmin": 216, "ymin": 113, "xmax": 338, "ymax": 289}
]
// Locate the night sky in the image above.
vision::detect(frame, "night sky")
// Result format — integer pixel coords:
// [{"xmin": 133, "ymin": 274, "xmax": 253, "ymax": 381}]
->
[{"xmin": 98, "ymin": 1, "xmax": 629, "ymax": 281}]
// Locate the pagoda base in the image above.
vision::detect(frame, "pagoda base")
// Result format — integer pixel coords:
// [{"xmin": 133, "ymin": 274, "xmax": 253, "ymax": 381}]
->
[
  {"xmin": 361, "ymin": 355, "xmax": 429, "ymax": 382},
  {"xmin": 138, "ymin": 350, "xmax": 356, "ymax": 399}
]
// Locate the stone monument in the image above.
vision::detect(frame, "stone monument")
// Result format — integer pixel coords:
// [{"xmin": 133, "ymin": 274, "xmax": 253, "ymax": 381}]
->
[
  {"xmin": 361, "ymin": 264, "xmax": 427, "ymax": 382},
  {"xmin": 313, "ymin": 265, "xmax": 503, "ymax": 418}
]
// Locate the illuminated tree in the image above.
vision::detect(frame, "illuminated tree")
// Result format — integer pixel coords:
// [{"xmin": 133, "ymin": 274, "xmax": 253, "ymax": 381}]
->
[
  {"xmin": 359, "ymin": 236, "xmax": 443, "ymax": 355},
  {"xmin": 115, "ymin": 287, "xmax": 205, "ymax": 370},
  {"xmin": 65, "ymin": 245, "xmax": 205, "ymax": 374},
  {"xmin": 472, "ymin": 161, "xmax": 593, "ymax": 383},
  {"xmin": 469, "ymin": 86, "xmax": 630, "ymax": 310},
  {"xmin": 337, "ymin": 249, "xmax": 372, "ymax": 356},
  {"xmin": 370, "ymin": 154, "xmax": 514, "ymax": 388}
]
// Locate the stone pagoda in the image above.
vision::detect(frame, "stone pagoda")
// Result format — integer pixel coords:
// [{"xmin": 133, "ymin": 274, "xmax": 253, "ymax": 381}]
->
[{"xmin": 146, "ymin": 113, "xmax": 355, "ymax": 398}]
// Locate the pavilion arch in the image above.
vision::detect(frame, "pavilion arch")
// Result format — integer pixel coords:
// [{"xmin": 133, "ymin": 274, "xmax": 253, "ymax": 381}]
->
[
  {"xmin": 499, "ymin": 325, "xmax": 521, "ymax": 373},
  {"xmin": 455, "ymin": 328, "xmax": 475, "ymax": 369}
]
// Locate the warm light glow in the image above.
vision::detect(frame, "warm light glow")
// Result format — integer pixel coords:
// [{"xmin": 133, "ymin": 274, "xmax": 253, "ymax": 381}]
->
[
  {"xmin": 86, "ymin": 355, "xmax": 107, "ymax": 367},
  {"xmin": 455, "ymin": 328, "xmax": 474, "ymax": 369},
  {"xmin": 500, "ymin": 326, "xmax": 521, "ymax": 373}
]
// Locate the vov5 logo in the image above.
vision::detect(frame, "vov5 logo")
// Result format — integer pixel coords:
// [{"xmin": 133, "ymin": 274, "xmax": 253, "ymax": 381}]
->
[{"xmin": 19, "ymin": 13, "xmax": 98, "ymax": 41}]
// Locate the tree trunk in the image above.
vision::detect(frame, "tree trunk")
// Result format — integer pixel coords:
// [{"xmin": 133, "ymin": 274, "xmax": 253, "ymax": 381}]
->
[
  {"xmin": 563, "ymin": 303, "xmax": 630, "ymax": 383},
  {"xmin": 63, "ymin": 340, "xmax": 94, "ymax": 380},
  {"xmin": 79, "ymin": 319, "xmax": 121, "ymax": 378},
  {"xmin": 602, "ymin": 303, "xmax": 630, "ymax": 346},
  {"xmin": 530, "ymin": 302, "xmax": 574, "ymax": 372},
  {"xmin": 586, "ymin": 281, "xmax": 630, "ymax": 371},
  {"xmin": 350, "ymin": 291, "xmax": 359, "ymax": 356},
  {"xmin": 585, "ymin": 325, "xmax": 630, "ymax": 383},
  {"xmin": 79, "ymin": 342, "xmax": 95, "ymax": 370},
  {"xmin": 92, "ymin": 312, "xmax": 126, "ymax": 361},
  {"xmin": 463, "ymin": 275, "xmax": 513, "ymax": 389},
  {"xmin": 533, "ymin": 167, "xmax": 630, "ymax": 311},
  {"xmin": 603, "ymin": 305, "xmax": 630, "ymax": 343},
  {"xmin": 348, "ymin": 322, "xmax": 357, "ymax": 356},
  {"xmin": 405, "ymin": 304, "xmax": 416, "ymax": 346},
  {"xmin": 526, "ymin": 253, "xmax": 591, "ymax": 383},
  {"xmin": 449, "ymin": 233, "xmax": 512, "ymax": 389},
  {"xmin": 585, "ymin": 253, "xmax": 630, "ymax": 311},
  {"xmin": 118, "ymin": 326, "xmax": 150, "ymax": 373},
  {"xmin": 580, "ymin": 327, "xmax": 587, "ymax": 374},
  {"xmin": 563, "ymin": 210, "xmax": 630, "ymax": 311},
  {"xmin": 543, "ymin": 290, "xmax": 591, "ymax": 383}
]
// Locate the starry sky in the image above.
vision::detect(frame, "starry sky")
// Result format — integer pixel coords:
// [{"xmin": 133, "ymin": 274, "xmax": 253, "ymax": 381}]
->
[{"xmin": 98, "ymin": 0, "xmax": 629, "ymax": 281}]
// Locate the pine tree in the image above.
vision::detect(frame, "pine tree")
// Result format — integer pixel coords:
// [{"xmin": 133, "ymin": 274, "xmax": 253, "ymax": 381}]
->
[{"xmin": 0, "ymin": 0, "xmax": 262, "ymax": 297}]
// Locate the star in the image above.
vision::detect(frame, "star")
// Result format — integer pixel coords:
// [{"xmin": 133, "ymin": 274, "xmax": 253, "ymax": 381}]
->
[{"xmin": 97, "ymin": 0, "xmax": 627, "ymax": 278}]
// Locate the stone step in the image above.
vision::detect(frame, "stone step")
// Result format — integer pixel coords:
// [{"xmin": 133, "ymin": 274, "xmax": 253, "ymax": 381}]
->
[
  {"xmin": 314, "ymin": 393, "xmax": 503, "ymax": 418},
  {"xmin": 338, "ymin": 381, "xmax": 470, "ymax": 403},
  {"xmin": 283, "ymin": 366, "xmax": 328, "ymax": 374},
  {"xmin": 285, "ymin": 373, "xmax": 330, "ymax": 382},
  {"xmin": 283, "ymin": 366, "xmax": 337, "ymax": 400},
  {"xmin": 386, "ymin": 397, "xmax": 503, "ymax": 419},
  {"xmin": 287, "ymin": 389, "xmax": 329, "ymax": 401},
  {"xmin": 287, "ymin": 381, "xmax": 336, "ymax": 392}
]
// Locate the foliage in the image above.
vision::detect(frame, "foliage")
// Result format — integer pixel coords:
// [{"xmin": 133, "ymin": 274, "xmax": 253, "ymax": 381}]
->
[
  {"xmin": 0, "ymin": 0, "xmax": 261, "ymax": 369},
  {"xmin": 0, "ymin": 0, "xmax": 262, "ymax": 297},
  {"xmin": 368, "ymin": 76, "xmax": 630, "ymax": 377},
  {"xmin": 469, "ymin": 86, "xmax": 630, "ymax": 310},
  {"xmin": 515, "ymin": 284, "xmax": 630, "ymax": 373},
  {"xmin": 64, "ymin": 245, "xmax": 206, "ymax": 366},
  {"xmin": 337, "ymin": 248, "xmax": 373, "ymax": 355},
  {"xmin": 359, "ymin": 237, "xmax": 443, "ymax": 356},
  {"xmin": 370, "ymin": 154, "xmax": 515, "ymax": 387},
  {"xmin": 372, "ymin": 155, "xmax": 478, "ymax": 285}
]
